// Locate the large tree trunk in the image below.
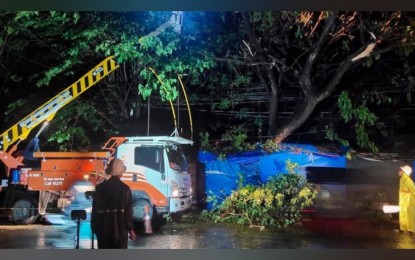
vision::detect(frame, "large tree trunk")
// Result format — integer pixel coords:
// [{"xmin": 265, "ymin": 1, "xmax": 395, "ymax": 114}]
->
[
  {"xmin": 273, "ymin": 97, "xmax": 317, "ymax": 143},
  {"xmin": 271, "ymin": 11, "xmax": 380, "ymax": 144},
  {"xmin": 241, "ymin": 12, "xmax": 281, "ymax": 136},
  {"xmin": 272, "ymin": 42, "xmax": 378, "ymax": 143}
]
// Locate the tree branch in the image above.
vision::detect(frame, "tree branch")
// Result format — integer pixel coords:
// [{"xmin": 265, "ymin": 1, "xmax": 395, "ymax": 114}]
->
[
  {"xmin": 316, "ymin": 42, "xmax": 376, "ymax": 102},
  {"xmin": 241, "ymin": 12, "xmax": 279, "ymax": 92},
  {"xmin": 300, "ymin": 11, "xmax": 338, "ymax": 96},
  {"xmin": 95, "ymin": 108, "xmax": 119, "ymax": 129}
]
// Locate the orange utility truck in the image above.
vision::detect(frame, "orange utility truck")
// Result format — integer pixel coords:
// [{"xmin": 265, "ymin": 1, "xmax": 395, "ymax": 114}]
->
[
  {"xmin": 0, "ymin": 56, "xmax": 119, "ymax": 224},
  {"xmin": 0, "ymin": 11, "xmax": 193, "ymax": 225}
]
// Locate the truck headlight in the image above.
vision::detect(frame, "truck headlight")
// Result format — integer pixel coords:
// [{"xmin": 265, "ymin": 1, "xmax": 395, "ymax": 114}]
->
[{"xmin": 171, "ymin": 180, "xmax": 179, "ymax": 197}]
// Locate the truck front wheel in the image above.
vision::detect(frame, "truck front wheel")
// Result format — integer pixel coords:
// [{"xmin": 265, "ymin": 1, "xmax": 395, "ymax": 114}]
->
[
  {"xmin": 132, "ymin": 198, "xmax": 153, "ymax": 222},
  {"xmin": 11, "ymin": 198, "xmax": 39, "ymax": 225}
]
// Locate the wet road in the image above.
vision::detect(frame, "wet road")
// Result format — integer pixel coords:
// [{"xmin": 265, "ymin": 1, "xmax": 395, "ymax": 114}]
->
[{"xmin": 0, "ymin": 213, "xmax": 414, "ymax": 249}]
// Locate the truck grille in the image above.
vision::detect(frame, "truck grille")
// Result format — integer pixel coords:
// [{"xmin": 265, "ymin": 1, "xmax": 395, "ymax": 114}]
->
[{"xmin": 178, "ymin": 187, "xmax": 191, "ymax": 197}]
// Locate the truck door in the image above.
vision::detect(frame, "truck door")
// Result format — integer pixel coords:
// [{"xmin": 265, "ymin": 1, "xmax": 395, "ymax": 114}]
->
[{"xmin": 134, "ymin": 145, "xmax": 167, "ymax": 195}]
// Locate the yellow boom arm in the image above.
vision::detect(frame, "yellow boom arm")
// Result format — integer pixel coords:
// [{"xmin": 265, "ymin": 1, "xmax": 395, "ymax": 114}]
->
[{"xmin": 0, "ymin": 56, "xmax": 119, "ymax": 152}]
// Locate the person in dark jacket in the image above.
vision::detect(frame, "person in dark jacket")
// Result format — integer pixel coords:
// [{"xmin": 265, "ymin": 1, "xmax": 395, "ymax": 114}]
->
[{"xmin": 91, "ymin": 158, "xmax": 136, "ymax": 249}]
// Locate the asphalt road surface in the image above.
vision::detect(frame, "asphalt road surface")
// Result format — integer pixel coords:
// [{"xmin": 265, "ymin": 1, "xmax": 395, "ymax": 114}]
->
[{"xmin": 0, "ymin": 212, "xmax": 414, "ymax": 249}]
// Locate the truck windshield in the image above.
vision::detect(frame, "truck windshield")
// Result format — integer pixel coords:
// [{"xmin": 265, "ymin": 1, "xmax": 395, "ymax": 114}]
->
[
  {"xmin": 166, "ymin": 145, "xmax": 187, "ymax": 172},
  {"xmin": 134, "ymin": 146, "xmax": 164, "ymax": 172}
]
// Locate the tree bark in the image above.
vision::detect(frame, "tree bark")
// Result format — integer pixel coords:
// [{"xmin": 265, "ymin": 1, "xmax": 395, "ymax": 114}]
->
[
  {"xmin": 241, "ymin": 12, "xmax": 280, "ymax": 134},
  {"xmin": 272, "ymin": 11, "xmax": 382, "ymax": 144},
  {"xmin": 273, "ymin": 97, "xmax": 317, "ymax": 143}
]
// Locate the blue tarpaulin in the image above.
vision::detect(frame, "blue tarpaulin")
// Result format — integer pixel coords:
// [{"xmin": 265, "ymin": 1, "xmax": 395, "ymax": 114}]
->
[
  {"xmin": 200, "ymin": 151, "xmax": 261, "ymax": 204},
  {"xmin": 198, "ymin": 143, "xmax": 347, "ymax": 209}
]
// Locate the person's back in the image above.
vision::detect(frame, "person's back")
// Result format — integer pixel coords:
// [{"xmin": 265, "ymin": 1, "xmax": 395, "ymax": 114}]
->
[{"xmin": 91, "ymin": 158, "xmax": 136, "ymax": 248}]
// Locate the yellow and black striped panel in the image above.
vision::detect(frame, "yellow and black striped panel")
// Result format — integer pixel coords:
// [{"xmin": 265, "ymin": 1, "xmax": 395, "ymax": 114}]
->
[
  {"xmin": 0, "ymin": 56, "xmax": 119, "ymax": 152},
  {"xmin": 71, "ymin": 56, "xmax": 119, "ymax": 98},
  {"xmin": 0, "ymin": 124, "xmax": 24, "ymax": 153}
]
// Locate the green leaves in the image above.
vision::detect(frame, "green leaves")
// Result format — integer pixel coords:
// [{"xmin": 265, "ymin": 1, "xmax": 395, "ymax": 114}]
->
[
  {"xmin": 6, "ymin": 26, "xmax": 15, "ymax": 35},
  {"xmin": 114, "ymin": 38, "xmax": 140, "ymax": 63},
  {"xmin": 0, "ymin": 11, "xmax": 220, "ymax": 150},
  {"xmin": 338, "ymin": 91, "xmax": 353, "ymax": 123},
  {"xmin": 14, "ymin": 11, "xmax": 39, "ymax": 21},
  {"xmin": 199, "ymin": 132, "xmax": 210, "ymax": 149},
  {"xmin": 330, "ymin": 90, "xmax": 384, "ymax": 152},
  {"xmin": 325, "ymin": 125, "xmax": 350, "ymax": 147},
  {"xmin": 48, "ymin": 130, "xmax": 70, "ymax": 143},
  {"xmin": 3, "ymin": 11, "xmax": 414, "ymax": 154},
  {"xmin": 354, "ymin": 105, "xmax": 377, "ymax": 125},
  {"xmin": 73, "ymin": 12, "xmax": 80, "ymax": 24},
  {"xmin": 203, "ymin": 160, "xmax": 318, "ymax": 229},
  {"xmin": 213, "ymin": 125, "xmax": 251, "ymax": 157}
]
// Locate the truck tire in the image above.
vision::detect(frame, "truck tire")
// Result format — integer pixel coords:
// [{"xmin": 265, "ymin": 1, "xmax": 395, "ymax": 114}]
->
[
  {"xmin": 132, "ymin": 198, "xmax": 153, "ymax": 222},
  {"xmin": 11, "ymin": 198, "xmax": 39, "ymax": 225}
]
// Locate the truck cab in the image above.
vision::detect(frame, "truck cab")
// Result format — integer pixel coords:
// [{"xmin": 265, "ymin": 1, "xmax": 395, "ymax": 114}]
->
[{"xmin": 114, "ymin": 136, "xmax": 193, "ymax": 222}]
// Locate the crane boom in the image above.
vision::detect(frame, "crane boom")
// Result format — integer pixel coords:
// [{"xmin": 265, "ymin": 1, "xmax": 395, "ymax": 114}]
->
[
  {"xmin": 1, "ymin": 11, "xmax": 183, "ymax": 153},
  {"xmin": 0, "ymin": 56, "xmax": 119, "ymax": 152}
]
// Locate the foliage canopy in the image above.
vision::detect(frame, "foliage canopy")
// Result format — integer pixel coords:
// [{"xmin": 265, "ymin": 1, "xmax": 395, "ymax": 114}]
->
[{"xmin": 1, "ymin": 11, "xmax": 414, "ymax": 153}]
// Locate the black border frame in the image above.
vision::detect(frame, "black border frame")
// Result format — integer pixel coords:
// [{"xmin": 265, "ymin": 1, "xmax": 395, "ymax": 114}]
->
[
  {"xmin": 1, "ymin": 1, "xmax": 415, "ymax": 259},
  {"xmin": 0, "ymin": 0, "xmax": 415, "ymax": 11}
]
